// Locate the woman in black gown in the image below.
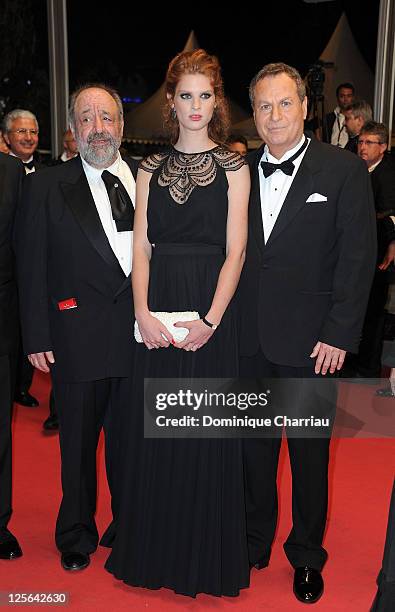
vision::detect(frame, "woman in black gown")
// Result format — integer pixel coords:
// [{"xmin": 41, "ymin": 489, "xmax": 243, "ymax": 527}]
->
[{"xmin": 105, "ymin": 49, "xmax": 250, "ymax": 597}]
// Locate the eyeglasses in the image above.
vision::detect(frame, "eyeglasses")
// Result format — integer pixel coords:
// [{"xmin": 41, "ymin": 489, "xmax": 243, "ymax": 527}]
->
[
  {"xmin": 357, "ymin": 139, "xmax": 383, "ymax": 146},
  {"xmin": 9, "ymin": 128, "xmax": 39, "ymax": 136}
]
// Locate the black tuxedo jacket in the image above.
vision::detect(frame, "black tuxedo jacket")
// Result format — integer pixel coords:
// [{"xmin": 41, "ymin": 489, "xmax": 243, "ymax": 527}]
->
[
  {"xmin": 371, "ymin": 154, "xmax": 395, "ymax": 216},
  {"xmin": 238, "ymin": 138, "xmax": 377, "ymax": 366},
  {"xmin": 30, "ymin": 153, "xmax": 44, "ymax": 172},
  {"xmin": 0, "ymin": 153, "xmax": 23, "ymax": 356},
  {"xmin": 47, "ymin": 153, "xmax": 80, "ymax": 167},
  {"xmin": 16, "ymin": 155, "xmax": 139, "ymax": 382},
  {"xmin": 370, "ymin": 154, "xmax": 395, "ymax": 262}
]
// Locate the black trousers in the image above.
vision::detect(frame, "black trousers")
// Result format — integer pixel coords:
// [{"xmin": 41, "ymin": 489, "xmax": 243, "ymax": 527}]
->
[
  {"xmin": 48, "ymin": 387, "xmax": 57, "ymax": 418},
  {"xmin": 241, "ymin": 349, "xmax": 336, "ymax": 571},
  {"xmin": 54, "ymin": 376, "xmax": 131, "ymax": 553},
  {"xmin": 349, "ymin": 273, "xmax": 389, "ymax": 377},
  {"xmin": 0, "ymin": 352, "xmax": 17, "ymax": 539},
  {"xmin": 15, "ymin": 341, "xmax": 34, "ymax": 394}
]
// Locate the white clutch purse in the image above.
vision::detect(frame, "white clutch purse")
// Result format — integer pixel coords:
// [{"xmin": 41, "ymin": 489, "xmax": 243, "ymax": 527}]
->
[{"xmin": 134, "ymin": 311, "xmax": 200, "ymax": 343}]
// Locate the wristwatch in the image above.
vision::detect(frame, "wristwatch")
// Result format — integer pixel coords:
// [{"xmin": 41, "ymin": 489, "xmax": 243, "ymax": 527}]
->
[{"xmin": 201, "ymin": 317, "xmax": 218, "ymax": 330}]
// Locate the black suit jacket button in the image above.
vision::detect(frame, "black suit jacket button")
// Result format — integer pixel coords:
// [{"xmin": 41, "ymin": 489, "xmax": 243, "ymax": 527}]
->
[
  {"xmin": 113, "ymin": 298, "xmax": 118, "ymax": 304},
  {"xmin": 262, "ymin": 264, "xmax": 269, "ymax": 269}
]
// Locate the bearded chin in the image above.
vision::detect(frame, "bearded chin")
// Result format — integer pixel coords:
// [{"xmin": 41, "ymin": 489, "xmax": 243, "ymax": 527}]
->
[{"xmin": 77, "ymin": 134, "xmax": 121, "ymax": 168}]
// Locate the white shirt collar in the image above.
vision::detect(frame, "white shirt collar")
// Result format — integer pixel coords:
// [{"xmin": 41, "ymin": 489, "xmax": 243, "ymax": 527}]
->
[
  {"xmin": 10, "ymin": 152, "xmax": 33, "ymax": 163},
  {"xmin": 368, "ymin": 158, "xmax": 383, "ymax": 173},
  {"xmin": 263, "ymin": 134, "xmax": 306, "ymax": 164},
  {"xmin": 81, "ymin": 152, "xmax": 121, "ymax": 180},
  {"xmin": 61, "ymin": 151, "xmax": 77, "ymax": 162}
]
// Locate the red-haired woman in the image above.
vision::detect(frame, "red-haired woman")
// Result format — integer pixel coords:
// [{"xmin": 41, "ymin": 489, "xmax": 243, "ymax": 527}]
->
[{"xmin": 106, "ymin": 49, "xmax": 250, "ymax": 597}]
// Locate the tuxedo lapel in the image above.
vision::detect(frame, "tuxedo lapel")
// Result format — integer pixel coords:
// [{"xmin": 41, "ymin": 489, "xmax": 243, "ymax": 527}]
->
[
  {"xmin": 114, "ymin": 273, "xmax": 132, "ymax": 298},
  {"xmin": 60, "ymin": 159, "xmax": 125, "ymax": 280},
  {"xmin": 265, "ymin": 139, "xmax": 320, "ymax": 248}
]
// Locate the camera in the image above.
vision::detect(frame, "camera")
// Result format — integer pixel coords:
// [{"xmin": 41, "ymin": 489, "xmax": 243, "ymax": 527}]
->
[{"xmin": 306, "ymin": 60, "xmax": 334, "ymax": 97}]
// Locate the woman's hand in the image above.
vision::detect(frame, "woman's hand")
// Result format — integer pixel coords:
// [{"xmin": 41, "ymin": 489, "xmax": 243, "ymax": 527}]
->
[
  {"xmin": 174, "ymin": 319, "xmax": 214, "ymax": 351},
  {"xmin": 136, "ymin": 312, "xmax": 174, "ymax": 350}
]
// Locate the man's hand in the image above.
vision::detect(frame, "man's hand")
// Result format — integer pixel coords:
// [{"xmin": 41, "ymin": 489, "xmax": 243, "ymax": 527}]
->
[
  {"xmin": 310, "ymin": 342, "xmax": 346, "ymax": 375},
  {"xmin": 379, "ymin": 241, "xmax": 395, "ymax": 271},
  {"xmin": 28, "ymin": 351, "xmax": 55, "ymax": 373}
]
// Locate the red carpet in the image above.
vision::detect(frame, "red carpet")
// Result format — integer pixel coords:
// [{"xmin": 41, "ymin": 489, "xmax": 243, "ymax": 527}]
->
[{"xmin": 3, "ymin": 371, "xmax": 394, "ymax": 611}]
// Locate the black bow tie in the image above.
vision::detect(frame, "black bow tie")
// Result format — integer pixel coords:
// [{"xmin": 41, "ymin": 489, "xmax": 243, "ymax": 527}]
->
[
  {"xmin": 260, "ymin": 138, "xmax": 309, "ymax": 178},
  {"xmin": 23, "ymin": 160, "xmax": 35, "ymax": 171},
  {"xmin": 101, "ymin": 170, "xmax": 134, "ymax": 232}
]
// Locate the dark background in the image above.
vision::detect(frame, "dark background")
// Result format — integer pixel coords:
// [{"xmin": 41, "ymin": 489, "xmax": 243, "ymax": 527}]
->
[{"xmin": 0, "ymin": 0, "xmax": 380, "ymax": 148}]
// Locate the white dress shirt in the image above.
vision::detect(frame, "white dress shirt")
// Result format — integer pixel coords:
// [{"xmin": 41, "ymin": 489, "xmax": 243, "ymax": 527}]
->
[
  {"xmin": 82, "ymin": 153, "xmax": 135, "ymax": 276},
  {"xmin": 259, "ymin": 135, "xmax": 310, "ymax": 242},
  {"xmin": 330, "ymin": 107, "xmax": 349, "ymax": 148}
]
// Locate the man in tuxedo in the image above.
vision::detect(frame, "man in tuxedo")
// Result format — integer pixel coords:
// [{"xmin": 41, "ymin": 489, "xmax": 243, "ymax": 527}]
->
[
  {"xmin": 17, "ymin": 84, "xmax": 138, "ymax": 571},
  {"xmin": 359, "ymin": 122, "xmax": 395, "ymax": 216},
  {"xmin": 59, "ymin": 129, "xmax": 78, "ymax": 162},
  {"xmin": 3, "ymin": 109, "xmax": 42, "ymax": 174},
  {"xmin": 238, "ymin": 63, "xmax": 376, "ymax": 603},
  {"xmin": 48, "ymin": 129, "xmax": 78, "ymax": 167},
  {"xmin": 3, "ymin": 109, "xmax": 41, "ymax": 408},
  {"xmin": 0, "ymin": 152, "xmax": 24, "ymax": 560},
  {"xmin": 345, "ymin": 121, "xmax": 395, "ymax": 380}
]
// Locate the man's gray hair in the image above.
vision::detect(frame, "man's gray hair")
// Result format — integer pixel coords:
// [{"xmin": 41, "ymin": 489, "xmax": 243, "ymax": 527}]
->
[
  {"xmin": 345, "ymin": 100, "xmax": 373, "ymax": 123},
  {"xmin": 68, "ymin": 83, "xmax": 123, "ymax": 128},
  {"xmin": 3, "ymin": 109, "xmax": 39, "ymax": 132},
  {"xmin": 249, "ymin": 63, "xmax": 306, "ymax": 107}
]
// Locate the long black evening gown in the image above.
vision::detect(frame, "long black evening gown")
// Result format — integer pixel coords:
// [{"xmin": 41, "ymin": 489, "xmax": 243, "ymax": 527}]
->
[{"xmin": 105, "ymin": 146, "xmax": 250, "ymax": 597}]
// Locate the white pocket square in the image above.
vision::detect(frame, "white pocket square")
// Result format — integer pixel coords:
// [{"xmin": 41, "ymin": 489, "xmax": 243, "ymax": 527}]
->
[{"xmin": 306, "ymin": 193, "xmax": 327, "ymax": 203}]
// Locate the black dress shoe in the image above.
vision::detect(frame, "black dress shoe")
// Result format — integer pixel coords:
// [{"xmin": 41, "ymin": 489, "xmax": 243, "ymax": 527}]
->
[
  {"xmin": 14, "ymin": 391, "xmax": 39, "ymax": 407},
  {"xmin": 43, "ymin": 414, "xmax": 59, "ymax": 431},
  {"xmin": 0, "ymin": 539, "xmax": 23, "ymax": 560},
  {"xmin": 61, "ymin": 552, "xmax": 90, "ymax": 571},
  {"xmin": 293, "ymin": 566, "xmax": 324, "ymax": 604}
]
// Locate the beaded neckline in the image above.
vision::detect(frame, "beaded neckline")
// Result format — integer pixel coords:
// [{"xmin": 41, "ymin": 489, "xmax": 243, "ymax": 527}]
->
[{"xmin": 140, "ymin": 146, "xmax": 245, "ymax": 205}]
